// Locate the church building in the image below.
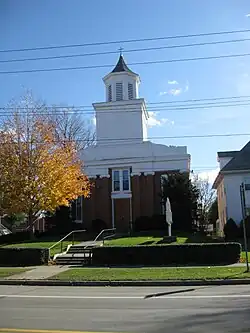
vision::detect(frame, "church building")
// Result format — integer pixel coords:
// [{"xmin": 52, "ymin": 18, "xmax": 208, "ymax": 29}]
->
[{"xmin": 80, "ymin": 55, "xmax": 190, "ymax": 231}]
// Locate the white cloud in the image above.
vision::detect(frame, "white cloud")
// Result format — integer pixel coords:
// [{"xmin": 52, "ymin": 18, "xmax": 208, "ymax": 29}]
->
[
  {"xmin": 159, "ymin": 91, "xmax": 168, "ymax": 96},
  {"xmin": 159, "ymin": 88, "xmax": 182, "ymax": 96},
  {"xmin": 92, "ymin": 116, "xmax": 96, "ymax": 126},
  {"xmin": 246, "ymin": 13, "xmax": 250, "ymax": 17},
  {"xmin": 169, "ymin": 88, "xmax": 182, "ymax": 96},
  {"xmin": 184, "ymin": 80, "xmax": 189, "ymax": 92},
  {"xmin": 148, "ymin": 111, "xmax": 174, "ymax": 127},
  {"xmin": 168, "ymin": 80, "xmax": 178, "ymax": 85},
  {"xmin": 196, "ymin": 168, "xmax": 220, "ymax": 185}
]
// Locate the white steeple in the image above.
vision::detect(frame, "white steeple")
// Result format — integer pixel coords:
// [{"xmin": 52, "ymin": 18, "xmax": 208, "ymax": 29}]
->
[
  {"xmin": 103, "ymin": 54, "xmax": 140, "ymax": 102},
  {"xmin": 93, "ymin": 55, "xmax": 148, "ymax": 145}
]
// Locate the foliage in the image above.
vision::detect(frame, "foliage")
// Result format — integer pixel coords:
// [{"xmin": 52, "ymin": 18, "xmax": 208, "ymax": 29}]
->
[
  {"xmin": 48, "ymin": 107, "xmax": 95, "ymax": 152},
  {"xmin": 224, "ymin": 218, "xmax": 239, "ymax": 240},
  {"xmin": 0, "ymin": 95, "xmax": 90, "ymax": 227},
  {"xmin": 161, "ymin": 172, "xmax": 199, "ymax": 232},
  {"xmin": 92, "ymin": 242, "xmax": 241, "ymax": 266},
  {"xmin": 0, "ymin": 247, "xmax": 49, "ymax": 266},
  {"xmin": 3, "ymin": 213, "xmax": 26, "ymax": 231},
  {"xmin": 92, "ymin": 219, "xmax": 107, "ymax": 233},
  {"xmin": 192, "ymin": 175, "xmax": 216, "ymax": 232},
  {"xmin": 239, "ymin": 216, "xmax": 250, "ymax": 238},
  {"xmin": 208, "ymin": 197, "xmax": 219, "ymax": 225},
  {"xmin": 133, "ymin": 215, "xmax": 166, "ymax": 232},
  {"xmin": 0, "ymin": 231, "xmax": 31, "ymax": 245},
  {"xmin": 45, "ymin": 206, "xmax": 72, "ymax": 234}
]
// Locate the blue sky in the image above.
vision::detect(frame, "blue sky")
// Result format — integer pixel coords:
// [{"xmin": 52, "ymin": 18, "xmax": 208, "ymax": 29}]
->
[{"xmin": 1, "ymin": 0, "xmax": 250, "ymax": 181}]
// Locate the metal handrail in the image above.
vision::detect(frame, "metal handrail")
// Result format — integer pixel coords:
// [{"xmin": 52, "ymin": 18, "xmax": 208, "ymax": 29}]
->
[
  {"xmin": 94, "ymin": 228, "xmax": 116, "ymax": 246},
  {"xmin": 49, "ymin": 229, "xmax": 86, "ymax": 255}
]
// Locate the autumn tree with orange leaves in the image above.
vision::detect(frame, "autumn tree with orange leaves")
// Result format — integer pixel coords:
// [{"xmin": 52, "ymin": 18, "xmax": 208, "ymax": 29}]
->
[{"xmin": 0, "ymin": 103, "xmax": 90, "ymax": 228}]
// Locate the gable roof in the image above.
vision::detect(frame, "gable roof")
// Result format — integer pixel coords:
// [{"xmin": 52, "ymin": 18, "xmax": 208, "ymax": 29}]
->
[
  {"xmin": 217, "ymin": 151, "xmax": 238, "ymax": 158},
  {"xmin": 111, "ymin": 55, "xmax": 138, "ymax": 75},
  {"xmin": 221, "ymin": 141, "xmax": 250, "ymax": 172}
]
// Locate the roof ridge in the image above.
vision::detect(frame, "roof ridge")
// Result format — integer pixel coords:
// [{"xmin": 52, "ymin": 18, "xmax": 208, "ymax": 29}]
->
[{"xmin": 221, "ymin": 141, "xmax": 250, "ymax": 172}]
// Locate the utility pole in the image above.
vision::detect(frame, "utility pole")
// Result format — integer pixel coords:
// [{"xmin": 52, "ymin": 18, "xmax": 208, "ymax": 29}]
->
[{"xmin": 240, "ymin": 183, "xmax": 249, "ymax": 272}]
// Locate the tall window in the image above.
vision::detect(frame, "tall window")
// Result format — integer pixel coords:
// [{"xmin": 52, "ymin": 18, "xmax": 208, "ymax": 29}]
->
[
  {"xmin": 113, "ymin": 170, "xmax": 120, "ymax": 191},
  {"xmin": 71, "ymin": 196, "xmax": 82, "ymax": 222},
  {"xmin": 116, "ymin": 82, "xmax": 123, "ymax": 101},
  {"xmin": 108, "ymin": 85, "xmax": 112, "ymax": 102},
  {"xmin": 128, "ymin": 83, "xmax": 134, "ymax": 100},
  {"xmin": 112, "ymin": 169, "xmax": 130, "ymax": 192}
]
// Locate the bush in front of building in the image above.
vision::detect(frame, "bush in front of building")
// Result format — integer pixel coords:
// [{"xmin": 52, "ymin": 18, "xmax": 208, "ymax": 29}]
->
[
  {"xmin": 92, "ymin": 219, "xmax": 108, "ymax": 233},
  {"xmin": 0, "ymin": 247, "xmax": 49, "ymax": 266},
  {"xmin": 0, "ymin": 231, "xmax": 31, "ymax": 245},
  {"xmin": 91, "ymin": 242, "xmax": 241, "ymax": 266},
  {"xmin": 224, "ymin": 218, "xmax": 240, "ymax": 240},
  {"xmin": 133, "ymin": 215, "xmax": 167, "ymax": 232}
]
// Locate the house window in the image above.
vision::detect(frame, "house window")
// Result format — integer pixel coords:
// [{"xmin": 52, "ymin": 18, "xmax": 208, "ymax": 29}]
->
[
  {"xmin": 113, "ymin": 170, "xmax": 120, "ymax": 191},
  {"xmin": 112, "ymin": 169, "xmax": 130, "ymax": 192},
  {"xmin": 128, "ymin": 83, "xmax": 133, "ymax": 100},
  {"xmin": 71, "ymin": 196, "xmax": 82, "ymax": 222},
  {"xmin": 244, "ymin": 177, "xmax": 250, "ymax": 191},
  {"xmin": 116, "ymin": 82, "xmax": 123, "ymax": 101},
  {"xmin": 108, "ymin": 85, "xmax": 112, "ymax": 102},
  {"xmin": 122, "ymin": 169, "xmax": 129, "ymax": 190}
]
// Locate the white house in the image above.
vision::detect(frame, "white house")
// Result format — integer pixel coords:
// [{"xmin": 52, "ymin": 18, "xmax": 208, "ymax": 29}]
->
[
  {"xmin": 213, "ymin": 141, "xmax": 250, "ymax": 233},
  {"xmin": 81, "ymin": 54, "xmax": 190, "ymax": 231}
]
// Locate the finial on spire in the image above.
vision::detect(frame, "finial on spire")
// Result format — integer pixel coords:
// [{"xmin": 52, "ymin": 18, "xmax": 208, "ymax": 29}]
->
[{"xmin": 119, "ymin": 47, "xmax": 124, "ymax": 56}]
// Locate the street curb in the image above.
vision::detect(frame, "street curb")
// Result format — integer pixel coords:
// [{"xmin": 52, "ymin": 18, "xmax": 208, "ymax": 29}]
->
[{"xmin": 1, "ymin": 279, "xmax": 250, "ymax": 287}]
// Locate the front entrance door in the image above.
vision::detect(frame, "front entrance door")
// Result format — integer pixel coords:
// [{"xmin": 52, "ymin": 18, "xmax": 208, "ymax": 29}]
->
[{"xmin": 114, "ymin": 198, "xmax": 131, "ymax": 232}]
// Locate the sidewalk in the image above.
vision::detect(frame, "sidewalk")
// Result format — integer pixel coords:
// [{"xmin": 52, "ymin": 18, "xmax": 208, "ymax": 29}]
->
[{"xmin": 4, "ymin": 265, "xmax": 70, "ymax": 280}]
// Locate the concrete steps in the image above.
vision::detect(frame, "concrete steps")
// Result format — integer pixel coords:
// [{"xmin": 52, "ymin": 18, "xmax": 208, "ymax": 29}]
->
[
  {"xmin": 55, "ymin": 252, "xmax": 92, "ymax": 265},
  {"xmin": 54, "ymin": 241, "xmax": 101, "ymax": 265}
]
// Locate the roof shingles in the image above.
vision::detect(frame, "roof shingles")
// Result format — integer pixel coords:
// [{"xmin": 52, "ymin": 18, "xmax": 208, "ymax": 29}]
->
[{"xmin": 220, "ymin": 141, "xmax": 250, "ymax": 172}]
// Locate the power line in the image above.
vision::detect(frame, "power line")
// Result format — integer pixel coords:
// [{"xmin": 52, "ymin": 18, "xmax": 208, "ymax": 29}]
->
[
  {"xmin": 1, "ymin": 38, "xmax": 250, "ymax": 64},
  {"xmin": 1, "ymin": 94, "xmax": 250, "ymax": 110},
  {"xmin": 1, "ymin": 52, "xmax": 250, "ymax": 75},
  {"xmin": 1, "ymin": 28, "xmax": 250, "ymax": 53},
  {"xmin": 0, "ymin": 101, "xmax": 249, "ymax": 116},
  {"xmin": 0, "ymin": 133, "xmax": 248, "ymax": 144}
]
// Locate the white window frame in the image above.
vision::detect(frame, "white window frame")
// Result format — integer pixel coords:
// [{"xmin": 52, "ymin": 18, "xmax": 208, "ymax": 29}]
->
[{"xmin": 112, "ymin": 169, "xmax": 131, "ymax": 193}]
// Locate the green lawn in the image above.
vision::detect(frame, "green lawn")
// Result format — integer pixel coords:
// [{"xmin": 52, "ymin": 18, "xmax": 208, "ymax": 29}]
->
[
  {"xmin": 51, "ymin": 267, "xmax": 250, "ymax": 281},
  {"xmin": 240, "ymin": 251, "xmax": 250, "ymax": 263},
  {"xmin": 104, "ymin": 236, "xmax": 188, "ymax": 246},
  {"xmin": 4, "ymin": 241, "xmax": 77, "ymax": 257},
  {"xmin": 0, "ymin": 268, "xmax": 29, "ymax": 278}
]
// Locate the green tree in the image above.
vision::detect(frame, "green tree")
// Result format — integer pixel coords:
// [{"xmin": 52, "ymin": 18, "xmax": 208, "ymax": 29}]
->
[
  {"xmin": 161, "ymin": 172, "xmax": 199, "ymax": 232},
  {"xmin": 208, "ymin": 197, "xmax": 218, "ymax": 226}
]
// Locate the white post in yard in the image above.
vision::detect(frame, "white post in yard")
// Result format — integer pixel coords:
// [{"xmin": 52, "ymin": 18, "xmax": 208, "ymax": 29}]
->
[{"xmin": 165, "ymin": 197, "xmax": 173, "ymax": 237}]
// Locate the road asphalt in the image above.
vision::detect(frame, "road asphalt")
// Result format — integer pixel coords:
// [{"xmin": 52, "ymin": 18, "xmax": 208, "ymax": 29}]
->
[{"xmin": 0, "ymin": 285, "xmax": 250, "ymax": 332}]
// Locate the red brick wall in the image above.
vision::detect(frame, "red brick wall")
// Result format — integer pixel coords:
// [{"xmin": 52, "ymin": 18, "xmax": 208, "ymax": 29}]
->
[
  {"xmin": 83, "ymin": 170, "xmax": 170, "ymax": 231},
  {"xmin": 82, "ymin": 176, "xmax": 112, "ymax": 229}
]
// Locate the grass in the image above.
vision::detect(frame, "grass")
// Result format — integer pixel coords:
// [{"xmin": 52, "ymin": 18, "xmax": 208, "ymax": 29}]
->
[
  {"xmin": 3, "ymin": 241, "xmax": 78, "ymax": 257},
  {"xmin": 51, "ymin": 267, "xmax": 250, "ymax": 281},
  {"xmin": 104, "ymin": 236, "xmax": 188, "ymax": 246},
  {"xmin": 0, "ymin": 268, "xmax": 29, "ymax": 278},
  {"xmin": 240, "ymin": 251, "xmax": 250, "ymax": 263}
]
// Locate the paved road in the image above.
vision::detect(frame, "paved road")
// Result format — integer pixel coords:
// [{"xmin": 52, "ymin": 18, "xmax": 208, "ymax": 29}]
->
[{"xmin": 0, "ymin": 285, "xmax": 250, "ymax": 332}]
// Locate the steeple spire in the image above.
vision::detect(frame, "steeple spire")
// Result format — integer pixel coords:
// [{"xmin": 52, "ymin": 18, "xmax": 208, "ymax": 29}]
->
[
  {"xmin": 111, "ymin": 54, "xmax": 138, "ymax": 75},
  {"xmin": 119, "ymin": 47, "xmax": 123, "ymax": 56}
]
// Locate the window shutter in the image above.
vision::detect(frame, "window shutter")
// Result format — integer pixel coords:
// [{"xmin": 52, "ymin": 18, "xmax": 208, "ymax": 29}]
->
[
  {"xmin": 128, "ymin": 83, "xmax": 133, "ymax": 100},
  {"xmin": 116, "ymin": 82, "xmax": 123, "ymax": 101},
  {"xmin": 108, "ymin": 85, "xmax": 112, "ymax": 102}
]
